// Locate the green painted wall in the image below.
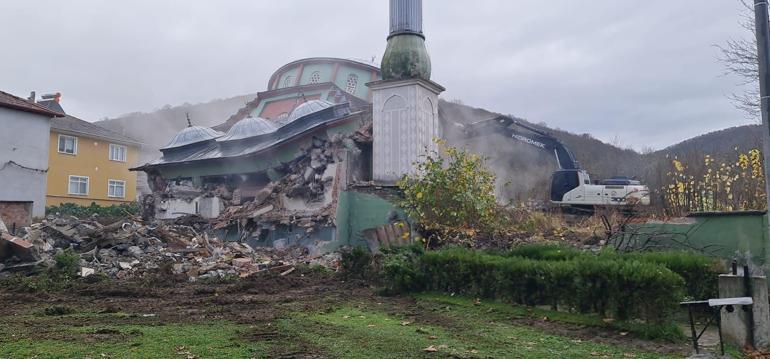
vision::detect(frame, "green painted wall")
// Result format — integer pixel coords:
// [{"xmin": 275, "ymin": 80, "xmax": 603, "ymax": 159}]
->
[
  {"xmin": 625, "ymin": 213, "xmax": 769, "ymax": 268},
  {"xmin": 336, "ymin": 191, "xmax": 404, "ymax": 247},
  {"xmin": 278, "ymin": 68, "xmax": 299, "ymax": 89},
  {"xmin": 334, "ymin": 66, "xmax": 375, "ymax": 100},
  {"xmin": 299, "ymin": 64, "xmax": 332, "ymax": 84}
]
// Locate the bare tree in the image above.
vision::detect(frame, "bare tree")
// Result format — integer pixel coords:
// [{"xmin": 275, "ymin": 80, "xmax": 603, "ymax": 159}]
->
[{"xmin": 716, "ymin": 0, "xmax": 761, "ymax": 121}]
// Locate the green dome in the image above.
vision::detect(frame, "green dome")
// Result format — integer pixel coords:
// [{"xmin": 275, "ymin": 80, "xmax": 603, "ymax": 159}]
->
[{"xmin": 381, "ymin": 34, "xmax": 431, "ymax": 81}]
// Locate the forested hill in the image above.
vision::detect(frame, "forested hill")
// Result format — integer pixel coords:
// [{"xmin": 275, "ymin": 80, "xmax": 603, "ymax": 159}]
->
[{"xmin": 96, "ymin": 94, "xmax": 256, "ymax": 151}]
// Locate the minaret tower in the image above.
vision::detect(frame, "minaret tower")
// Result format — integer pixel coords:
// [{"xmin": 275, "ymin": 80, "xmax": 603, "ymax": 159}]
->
[{"xmin": 368, "ymin": 0, "xmax": 445, "ymax": 184}]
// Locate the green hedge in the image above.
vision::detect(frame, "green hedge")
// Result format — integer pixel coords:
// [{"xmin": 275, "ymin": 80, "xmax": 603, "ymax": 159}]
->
[
  {"xmin": 409, "ymin": 248, "xmax": 684, "ymax": 323},
  {"xmin": 497, "ymin": 244, "xmax": 723, "ymax": 300},
  {"xmin": 499, "ymin": 243, "xmax": 583, "ymax": 261},
  {"xmin": 45, "ymin": 202, "xmax": 138, "ymax": 219},
  {"xmin": 619, "ymin": 251, "xmax": 722, "ymax": 301}
]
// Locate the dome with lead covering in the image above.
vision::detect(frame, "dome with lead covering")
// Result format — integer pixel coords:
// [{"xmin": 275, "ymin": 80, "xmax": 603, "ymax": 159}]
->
[
  {"xmin": 217, "ymin": 115, "xmax": 277, "ymax": 142},
  {"xmin": 161, "ymin": 125, "xmax": 224, "ymax": 150},
  {"xmin": 284, "ymin": 100, "xmax": 335, "ymax": 124}
]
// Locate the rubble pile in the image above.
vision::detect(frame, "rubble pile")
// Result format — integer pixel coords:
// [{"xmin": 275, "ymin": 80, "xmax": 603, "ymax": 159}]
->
[
  {"xmin": 212, "ymin": 135, "xmax": 345, "ymax": 233},
  {"xmin": 0, "ymin": 213, "xmax": 342, "ymax": 281}
]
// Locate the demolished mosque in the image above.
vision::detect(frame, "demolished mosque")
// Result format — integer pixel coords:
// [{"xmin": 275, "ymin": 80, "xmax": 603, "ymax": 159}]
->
[{"xmin": 133, "ymin": 0, "xmax": 441, "ymax": 255}]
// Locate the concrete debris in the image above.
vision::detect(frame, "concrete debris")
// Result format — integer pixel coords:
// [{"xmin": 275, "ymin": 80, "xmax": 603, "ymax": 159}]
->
[
  {"xmin": 0, "ymin": 129, "xmax": 375, "ymax": 281},
  {"xmin": 0, "ymin": 212, "xmax": 343, "ymax": 281},
  {"xmin": 0, "ymin": 232, "xmax": 39, "ymax": 263},
  {"xmin": 80, "ymin": 267, "xmax": 95, "ymax": 277}
]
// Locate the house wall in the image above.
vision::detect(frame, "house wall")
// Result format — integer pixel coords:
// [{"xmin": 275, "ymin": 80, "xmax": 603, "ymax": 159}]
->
[
  {"xmin": 0, "ymin": 202, "xmax": 33, "ymax": 228},
  {"xmin": 0, "ymin": 107, "xmax": 51, "ymax": 217},
  {"xmin": 46, "ymin": 131, "xmax": 139, "ymax": 207}
]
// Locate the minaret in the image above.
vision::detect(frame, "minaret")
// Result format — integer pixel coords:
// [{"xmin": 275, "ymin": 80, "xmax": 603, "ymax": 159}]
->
[{"xmin": 368, "ymin": 0, "xmax": 445, "ymax": 184}]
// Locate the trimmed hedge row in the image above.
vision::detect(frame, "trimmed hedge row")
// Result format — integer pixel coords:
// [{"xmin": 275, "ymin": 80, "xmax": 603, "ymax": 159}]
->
[
  {"xmin": 497, "ymin": 244, "xmax": 723, "ymax": 300},
  {"xmin": 417, "ymin": 248, "xmax": 683, "ymax": 322},
  {"xmin": 381, "ymin": 245, "xmax": 723, "ymax": 324}
]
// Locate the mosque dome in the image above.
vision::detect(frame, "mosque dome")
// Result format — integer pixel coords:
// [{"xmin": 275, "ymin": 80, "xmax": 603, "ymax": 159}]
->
[
  {"xmin": 217, "ymin": 115, "xmax": 277, "ymax": 142},
  {"xmin": 284, "ymin": 100, "xmax": 336, "ymax": 124},
  {"xmin": 161, "ymin": 125, "xmax": 224, "ymax": 150}
]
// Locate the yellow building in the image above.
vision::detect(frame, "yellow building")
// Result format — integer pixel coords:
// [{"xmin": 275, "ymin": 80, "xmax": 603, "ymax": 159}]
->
[{"xmin": 40, "ymin": 97, "xmax": 142, "ymax": 207}]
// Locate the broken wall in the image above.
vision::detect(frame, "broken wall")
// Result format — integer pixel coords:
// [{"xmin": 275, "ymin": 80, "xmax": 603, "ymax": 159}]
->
[{"xmin": 336, "ymin": 189, "xmax": 405, "ymax": 248}]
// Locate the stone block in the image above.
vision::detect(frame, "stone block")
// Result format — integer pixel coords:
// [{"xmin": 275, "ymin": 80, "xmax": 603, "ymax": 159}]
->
[{"xmin": 719, "ymin": 273, "xmax": 770, "ymax": 348}]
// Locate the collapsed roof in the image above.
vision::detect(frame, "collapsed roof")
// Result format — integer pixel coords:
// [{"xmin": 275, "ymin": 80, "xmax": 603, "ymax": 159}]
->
[{"xmin": 134, "ymin": 100, "xmax": 354, "ymax": 171}]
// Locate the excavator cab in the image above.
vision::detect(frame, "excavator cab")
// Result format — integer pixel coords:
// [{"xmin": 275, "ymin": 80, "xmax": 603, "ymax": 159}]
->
[{"xmin": 550, "ymin": 170, "xmax": 580, "ymax": 202}]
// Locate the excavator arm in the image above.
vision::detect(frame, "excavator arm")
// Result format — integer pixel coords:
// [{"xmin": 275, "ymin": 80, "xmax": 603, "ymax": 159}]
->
[{"xmin": 459, "ymin": 116, "xmax": 581, "ymax": 170}]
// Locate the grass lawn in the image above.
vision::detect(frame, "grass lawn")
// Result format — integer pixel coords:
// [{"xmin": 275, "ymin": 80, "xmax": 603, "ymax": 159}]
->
[{"xmin": 0, "ymin": 294, "xmax": 693, "ymax": 358}]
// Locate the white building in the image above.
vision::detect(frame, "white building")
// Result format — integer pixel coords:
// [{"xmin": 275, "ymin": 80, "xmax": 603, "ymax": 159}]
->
[{"xmin": 0, "ymin": 90, "xmax": 63, "ymax": 226}]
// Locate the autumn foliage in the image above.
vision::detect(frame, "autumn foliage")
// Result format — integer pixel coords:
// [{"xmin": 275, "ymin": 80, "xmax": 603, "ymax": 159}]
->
[
  {"xmin": 662, "ymin": 148, "xmax": 766, "ymax": 215},
  {"xmin": 397, "ymin": 140, "xmax": 499, "ymax": 246}
]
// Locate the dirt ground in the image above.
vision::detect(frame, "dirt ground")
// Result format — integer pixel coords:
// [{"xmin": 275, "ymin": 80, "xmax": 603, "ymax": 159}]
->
[{"xmin": 0, "ymin": 270, "xmax": 698, "ymax": 358}]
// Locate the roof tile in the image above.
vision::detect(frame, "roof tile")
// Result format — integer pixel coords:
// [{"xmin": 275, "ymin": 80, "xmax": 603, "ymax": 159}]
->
[{"xmin": 0, "ymin": 90, "xmax": 64, "ymax": 117}]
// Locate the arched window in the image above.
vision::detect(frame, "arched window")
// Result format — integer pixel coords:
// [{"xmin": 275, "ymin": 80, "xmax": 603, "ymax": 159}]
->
[
  {"xmin": 309, "ymin": 71, "xmax": 321, "ymax": 84},
  {"xmin": 345, "ymin": 74, "xmax": 359, "ymax": 94},
  {"xmin": 283, "ymin": 75, "xmax": 294, "ymax": 88}
]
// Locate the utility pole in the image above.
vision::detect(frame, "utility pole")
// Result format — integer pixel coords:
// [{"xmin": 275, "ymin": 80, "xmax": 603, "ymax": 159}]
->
[{"xmin": 755, "ymin": 0, "xmax": 770, "ymax": 225}]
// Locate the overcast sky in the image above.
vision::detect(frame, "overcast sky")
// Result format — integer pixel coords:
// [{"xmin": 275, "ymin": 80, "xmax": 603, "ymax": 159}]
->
[{"xmin": 1, "ymin": 0, "xmax": 755, "ymax": 150}]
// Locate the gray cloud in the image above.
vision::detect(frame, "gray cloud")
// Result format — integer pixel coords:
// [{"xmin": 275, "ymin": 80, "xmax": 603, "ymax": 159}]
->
[{"xmin": 1, "ymin": 0, "xmax": 753, "ymax": 150}]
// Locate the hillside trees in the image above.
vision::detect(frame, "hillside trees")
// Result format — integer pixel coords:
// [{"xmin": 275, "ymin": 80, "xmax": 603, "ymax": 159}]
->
[{"xmin": 661, "ymin": 148, "xmax": 766, "ymax": 214}]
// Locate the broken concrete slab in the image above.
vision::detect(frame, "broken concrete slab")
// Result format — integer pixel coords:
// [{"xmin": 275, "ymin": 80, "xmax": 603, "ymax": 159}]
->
[
  {"xmin": 251, "ymin": 205, "xmax": 274, "ymax": 218},
  {"xmin": 0, "ymin": 232, "xmax": 38, "ymax": 262},
  {"xmin": 231, "ymin": 258, "xmax": 252, "ymax": 268},
  {"xmin": 80, "ymin": 267, "xmax": 95, "ymax": 277}
]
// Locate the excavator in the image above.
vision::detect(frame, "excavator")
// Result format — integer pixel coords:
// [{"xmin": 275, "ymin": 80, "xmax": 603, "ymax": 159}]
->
[{"xmin": 458, "ymin": 116, "xmax": 650, "ymax": 211}]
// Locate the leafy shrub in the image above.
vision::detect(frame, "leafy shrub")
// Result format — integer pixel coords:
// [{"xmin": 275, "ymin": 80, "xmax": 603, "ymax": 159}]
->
[
  {"xmin": 46, "ymin": 202, "xmax": 138, "ymax": 219},
  {"xmin": 379, "ymin": 245, "xmax": 425, "ymax": 294},
  {"xmin": 53, "ymin": 249, "xmax": 80, "ymax": 277},
  {"xmin": 0, "ymin": 249, "xmax": 81, "ymax": 293},
  {"xmin": 340, "ymin": 246, "xmax": 374, "ymax": 280},
  {"xmin": 397, "ymin": 141, "xmax": 499, "ymax": 246}
]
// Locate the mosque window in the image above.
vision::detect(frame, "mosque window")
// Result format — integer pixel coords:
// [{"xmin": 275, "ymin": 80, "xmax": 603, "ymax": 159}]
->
[
  {"xmin": 345, "ymin": 74, "xmax": 359, "ymax": 94},
  {"xmin": 309, "ymin": 71, "xmax": 321, "ymax": 84},
  {"xmin": 283, "ymin": 75, "xmax": 294, "ymax": 88}
]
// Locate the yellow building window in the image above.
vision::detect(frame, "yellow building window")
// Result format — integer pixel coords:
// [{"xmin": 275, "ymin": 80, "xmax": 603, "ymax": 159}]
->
[
  {"xmin": 108, "ymin": 180, "xmax": 126, "ymax": 198},
  {"xmin": 68, "ymin": 176, "xmax": 89, "ymax": 195},
  {"xmin": 109, "ymin": 144, "xmax": 127, "ymax": 162},
  {"xmin": 58, "ymin": 135, "xmax": 78, "ymax": 155}
]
